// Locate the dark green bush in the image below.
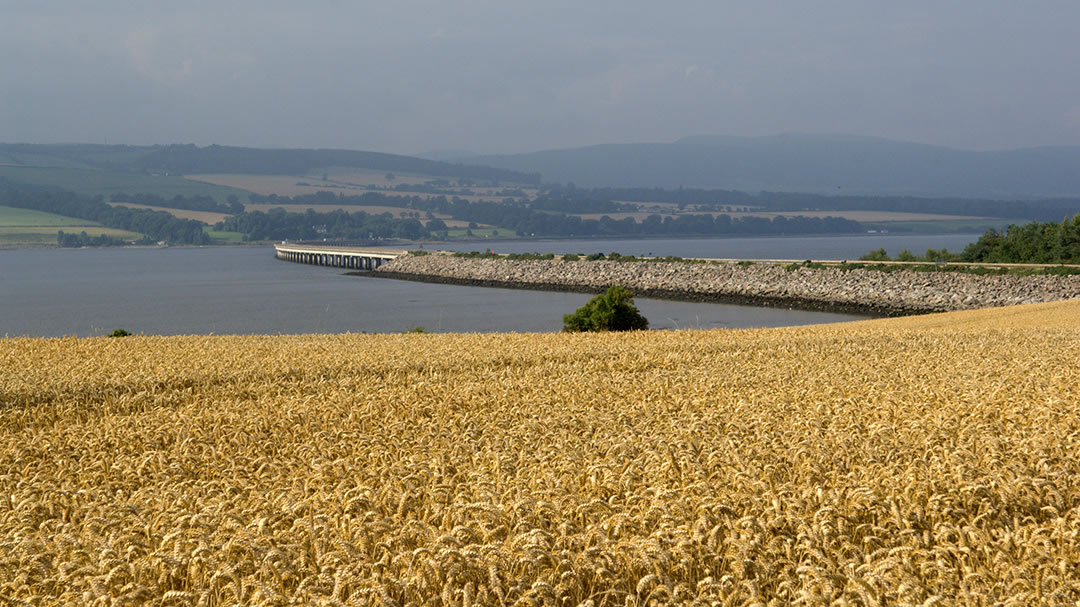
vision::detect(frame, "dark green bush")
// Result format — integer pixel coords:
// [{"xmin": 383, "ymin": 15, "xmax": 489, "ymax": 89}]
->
[
  {"xmin": 562, "ymin": 286, "xmax": 649, "ymax": 332},
  {"xmin": 506, "ymin": 252, "xmax": 554, "ymax": 261},
  {"xmin": 859, "ymin": 248, "xmax": 891, "ymax": 261}
]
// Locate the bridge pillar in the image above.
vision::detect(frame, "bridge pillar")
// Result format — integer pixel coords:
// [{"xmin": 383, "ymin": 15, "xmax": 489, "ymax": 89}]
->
[{"xmin": 276, "ymin": 247, "xmax": 399, "ymax": 270}]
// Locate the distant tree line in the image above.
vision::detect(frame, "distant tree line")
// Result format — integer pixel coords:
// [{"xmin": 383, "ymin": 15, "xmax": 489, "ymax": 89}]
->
[
  {"xmin": 539, "ymin": 185, "xmax": 1080, "ymax": 222},
  {"xmin": 529, "ymin": 196, "xmax": 632, "ymax": 214},
  {"xmin": 57, "ymin": 230, "xmax": 127, "ymax": 247},
  {"xmin": 407, "ymin": 196, "xmax": 862, "ymax": 237},
  {"xmin": 0, "ymin": 178, "xmax": 210, "ymax": 244},
  {"xmin": 233, "ymin": 191, "xmax": 863, "ymax": 238},
  {"xmin": 245, "ymin": 186, "xmax": 1080, "ymax": 235},
  {"xmin": 111, "ymin": 192, "xmax": 244, "ymax": 214},
  {"xmin": 246, "ymin": 191, "xmax": 416, "ymax": 206},
  {"xmin": 215, "ymin": 208, "xmax": 430, "ymax": 241},
  {"xmin": 756, "ymin": 192, "xmax": 1080, "ymax": 223}
]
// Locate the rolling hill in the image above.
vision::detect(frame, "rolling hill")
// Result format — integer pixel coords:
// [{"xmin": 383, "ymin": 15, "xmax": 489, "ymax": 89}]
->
[
  {"xmin": 463, "ymin": 134, "xmax": 1080, "ymax": 198},
  {"xmin": 0, "ymin": 143, "xmax": 541, "ymax": 187}
]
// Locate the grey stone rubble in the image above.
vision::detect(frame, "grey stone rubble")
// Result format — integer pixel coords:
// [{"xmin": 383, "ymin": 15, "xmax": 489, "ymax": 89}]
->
[{"xmin": 374, "ymin": 254, "xmax": 1080, "ymax": 316}]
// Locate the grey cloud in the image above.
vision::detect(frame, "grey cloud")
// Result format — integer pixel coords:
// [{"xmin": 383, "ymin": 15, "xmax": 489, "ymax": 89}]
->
[{"xmin": 2, "ymin": 1, "xmax": 1079, "ymax": 153}]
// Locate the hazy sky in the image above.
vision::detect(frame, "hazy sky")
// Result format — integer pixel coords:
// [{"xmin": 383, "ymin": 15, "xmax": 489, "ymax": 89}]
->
[{"xmin": 2, "ymin": 1, "xmax": 1078, "ymax": 154}]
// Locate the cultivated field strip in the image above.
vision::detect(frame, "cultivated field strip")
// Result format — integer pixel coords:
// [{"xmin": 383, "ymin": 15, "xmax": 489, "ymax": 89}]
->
[{"xmin": 1, "ymin": 301, "xmax": 1079, "ymax": 605}]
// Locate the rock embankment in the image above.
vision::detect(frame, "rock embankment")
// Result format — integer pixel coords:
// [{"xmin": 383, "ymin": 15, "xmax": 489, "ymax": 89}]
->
[{"xmin": 374, "ymin": 254, "xmax": 1080, "ymax": 316}]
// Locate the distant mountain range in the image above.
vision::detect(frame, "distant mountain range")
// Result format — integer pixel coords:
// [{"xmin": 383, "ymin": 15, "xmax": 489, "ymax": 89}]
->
[{"xmin": 461, "ymin": 134, "xmax": 1080, "ymax": 198}]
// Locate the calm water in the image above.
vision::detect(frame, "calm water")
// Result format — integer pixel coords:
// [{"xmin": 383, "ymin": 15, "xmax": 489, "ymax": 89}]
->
[
  {"xmin": 4, "ymin": 234, "xmax": 977, "ymax": 337},
  {"xmin": 1, "ymin": 245, "xmax": 883, "ymax": 337}
]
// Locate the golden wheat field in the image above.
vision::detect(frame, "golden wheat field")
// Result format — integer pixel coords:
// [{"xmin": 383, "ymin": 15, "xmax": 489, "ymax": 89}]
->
[{"xmin": 2, "ymin": 301, "xmax": 1079, "ymax": 606}]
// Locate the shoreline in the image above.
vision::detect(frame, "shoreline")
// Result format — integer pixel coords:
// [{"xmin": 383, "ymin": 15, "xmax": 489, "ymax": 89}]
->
[
  {"xmin": 371, "ymin": 270, "xmax": 903, "ymax": 317},
  {"xmin": 372, "ymin": 254, "xmax": 1080, "ymax": 318},
  {"xmin": 0, "ymin": 230, "xmax": 980, "ymax": 251}
]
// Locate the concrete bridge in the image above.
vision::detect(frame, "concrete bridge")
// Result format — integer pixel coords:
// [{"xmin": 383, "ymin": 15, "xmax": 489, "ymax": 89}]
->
[{"xmin": 274, "ymin": 244, "xmax": 406, "ymax": 270}]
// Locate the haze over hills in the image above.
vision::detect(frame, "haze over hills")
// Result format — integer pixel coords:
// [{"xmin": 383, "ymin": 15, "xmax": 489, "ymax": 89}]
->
[
  {"xmin": 461, "ymin": 134, "xmax": 1080, "ymax": 199},
  {"xmin": 413, "ymin": 149, "xmax": 479, "ymax": 162},
  {"xmin": 5, "ymin": 138, "xmax": 1080, "ymax": 201},
  {"xmin": 0, "ymin": 143, "xmax": 539, "ymax": 185}
]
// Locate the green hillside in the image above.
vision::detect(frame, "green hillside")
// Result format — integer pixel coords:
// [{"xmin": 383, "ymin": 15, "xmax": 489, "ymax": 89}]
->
[
  {"xmin": 0, "ymin": 143, "xmax": 541, "ymax": 187},
  {"xmin": 0, "ymin": 205, "xmax": 94, "ymax": 227},
  {"xmin": 0, "ymin": 205, "xmax": 144, "ymax": 246},
  {"xmin": 0, "ymin": 166, "xmax": 248, "ymax": 201}
]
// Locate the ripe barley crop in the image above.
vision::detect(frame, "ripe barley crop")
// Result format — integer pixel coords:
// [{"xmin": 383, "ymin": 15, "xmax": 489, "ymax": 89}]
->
[{"xmin": 1, "ymin": 301, "xmax": 1079, "ymax": 605}]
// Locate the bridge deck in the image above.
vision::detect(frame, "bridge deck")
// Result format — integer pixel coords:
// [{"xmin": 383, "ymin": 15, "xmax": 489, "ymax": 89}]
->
[
  {"xmin": 274, "ymin": 244, "xmax": 407, "ymax": 270},
  {"xmin": 274, "ymin": 244, "xmax": 407, "ymax": 257}
]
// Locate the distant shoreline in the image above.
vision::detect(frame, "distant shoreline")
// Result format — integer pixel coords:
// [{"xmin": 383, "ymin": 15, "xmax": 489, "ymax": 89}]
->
[{"xmin": 0, "ymin": 229, "xmax": 984, "ymax": 252}]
